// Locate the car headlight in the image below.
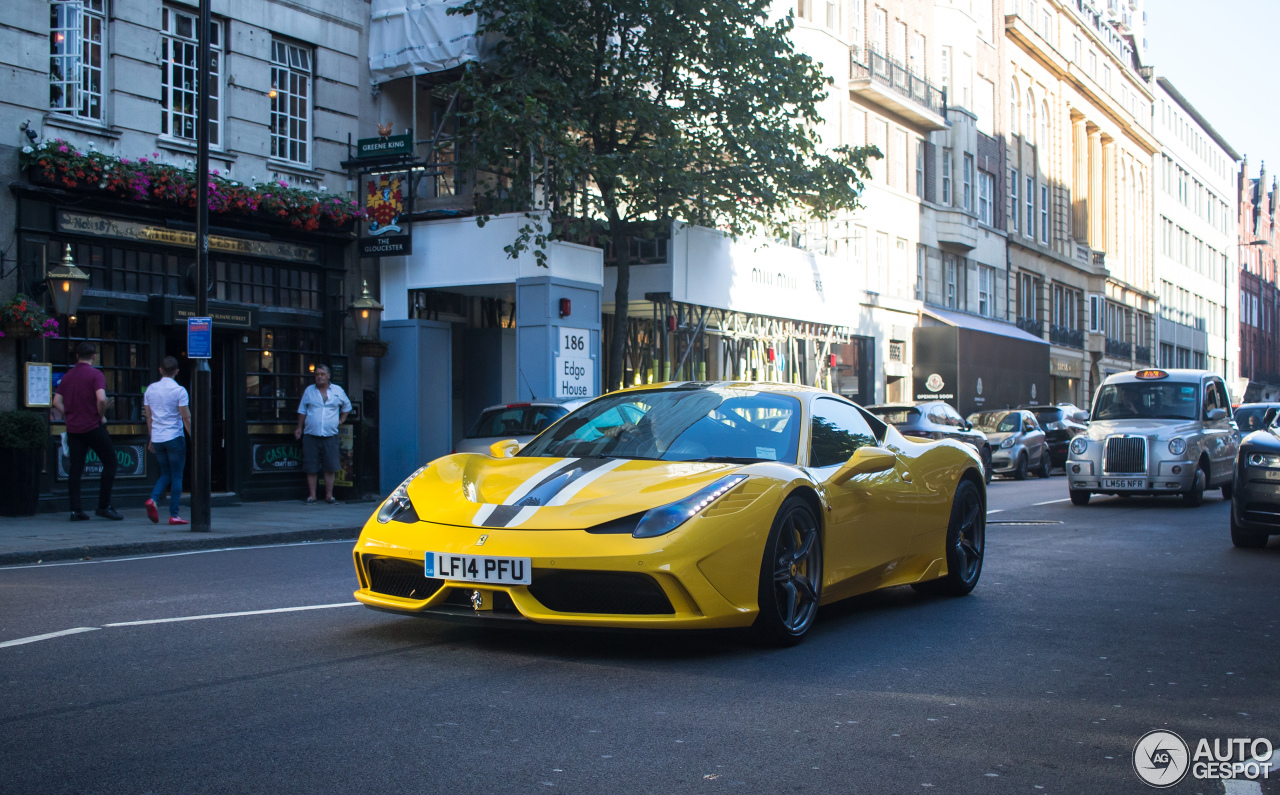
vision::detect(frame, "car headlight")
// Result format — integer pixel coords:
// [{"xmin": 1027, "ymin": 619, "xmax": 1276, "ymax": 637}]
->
[
  {"xmin": 1070, "ymin": 436, "xmax": 1089, "ymax": 456},
  {"xmin": 1000, "ymin": 437, "xmax": 1015, "ymax": 449},
  {"xmin": 1167, "ymin": 438, "xmax": 1187, "ymax": 456},
  {"xmin": 632, "ymin": 475, "xmax": 748, "ymax": 539},
  {"xmin": 1247, "ymin": 453, "xmax": 1280, "ymax": 468},
  {"xmin": 376, "ymin": 465, "xmax": 428, "ymax": 524}
]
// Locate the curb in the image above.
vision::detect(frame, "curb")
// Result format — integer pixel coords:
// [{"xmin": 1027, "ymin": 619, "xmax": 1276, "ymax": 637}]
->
[{"xmin": 0, "ymin": 526, "xmax": 362, "ymax": 567}]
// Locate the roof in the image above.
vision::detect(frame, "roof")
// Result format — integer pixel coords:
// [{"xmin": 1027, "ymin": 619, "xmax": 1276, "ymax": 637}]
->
[
  {"xmin": 1103, "ymin": 368, "xmax": 1217, "ymax": 384},
  {"xmin": 612, "ymin": 380, "xmax": 831, "ymax": 397},
  {"xmin": 920, "ymin": 308, "xmax": 1049, "ymax": 345},
  {"xmin": 1157, "ymin": 76, "xmax": 1241, "ymax": 161}
]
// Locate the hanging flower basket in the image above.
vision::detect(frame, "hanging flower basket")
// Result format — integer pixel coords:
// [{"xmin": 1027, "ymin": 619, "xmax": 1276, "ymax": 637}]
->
[
  {"xmin": 1, "ymin": 295, "xmax": 59, "ymax": 340},
  {"xmin": 354, "ymin": 339, "xmax": 390, "ymax": 359}
]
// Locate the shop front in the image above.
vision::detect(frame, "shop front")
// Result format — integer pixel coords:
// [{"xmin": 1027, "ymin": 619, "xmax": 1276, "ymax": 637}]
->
[{"xmin": 12, "ymin": 192, "xmax": 354, "ymax": 510}]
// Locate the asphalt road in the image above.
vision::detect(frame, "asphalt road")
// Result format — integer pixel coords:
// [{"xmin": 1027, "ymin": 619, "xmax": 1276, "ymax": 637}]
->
[{"xmin": 1, "ymin": 475, "xmax": 1277, "ymax": 794}]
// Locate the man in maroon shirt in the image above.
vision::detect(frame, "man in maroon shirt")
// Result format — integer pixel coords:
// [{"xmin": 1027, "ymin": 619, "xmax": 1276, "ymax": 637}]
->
[{"xmin": 53, "ymin": 342, "xmax": 121, "ymax": 521}]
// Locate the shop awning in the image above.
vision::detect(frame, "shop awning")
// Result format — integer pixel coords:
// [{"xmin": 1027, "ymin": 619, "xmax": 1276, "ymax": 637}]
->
[{"xmin": 920, "ymin": 307, "xmax": 1048, "ymax": 346}]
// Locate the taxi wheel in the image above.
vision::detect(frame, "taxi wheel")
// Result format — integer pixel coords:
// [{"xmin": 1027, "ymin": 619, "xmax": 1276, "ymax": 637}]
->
[
  {"xmin": 1012, "ymin": 452, "xmax": 1028, "ymax": 481},
  {"xmin": 1183, "ymin": 465, "xmax": 1206, "ymax": 507},
  {"xmin": 1069, "ymin": 489, "xmax": 1091, "ymax": 506},
  {"xmin": 914, "ymin": 479, "xmax": 984, "ymax": 597},
  {"xmin": 1231, "ymin": 511, "xmax": 1269, "ymax": 549},
  {"xmin": 753, "ymin": 496, "xmax": 823, "ymax": 647}
]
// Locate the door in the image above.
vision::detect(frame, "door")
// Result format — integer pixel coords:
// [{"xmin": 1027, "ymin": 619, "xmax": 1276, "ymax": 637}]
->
[
  {"xmin": 1021, "ymin": 412, "xmax": 1047, "ymax": 465},
  {"xmin": 810, "ymin": 397, "xmax": 917, "ymax": 599},
  {"xmin": 162, "ymin": 328, "xmax": 234, "ymax": 494},
  {"xmin": 1203, "ymin": 379, "xmax": 1235, "ymax": 484}
]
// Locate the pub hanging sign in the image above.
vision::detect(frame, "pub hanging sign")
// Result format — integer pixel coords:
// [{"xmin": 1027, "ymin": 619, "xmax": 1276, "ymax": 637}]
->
[{"xmin": 359, "ymin": 170, "xmax": 413, "ymax": 257}]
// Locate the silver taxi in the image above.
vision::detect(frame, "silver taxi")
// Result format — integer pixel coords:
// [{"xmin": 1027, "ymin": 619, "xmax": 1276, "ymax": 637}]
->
[{"xmin": 1066, "ymin": 368, "xmax": 1239, "ymax": 506}]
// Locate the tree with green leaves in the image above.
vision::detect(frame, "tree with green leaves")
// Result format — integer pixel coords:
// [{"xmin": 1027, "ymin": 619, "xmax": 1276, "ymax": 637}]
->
[{"xmin": 448, "ymin": 0, "xmax": 877, "ymax": 390}]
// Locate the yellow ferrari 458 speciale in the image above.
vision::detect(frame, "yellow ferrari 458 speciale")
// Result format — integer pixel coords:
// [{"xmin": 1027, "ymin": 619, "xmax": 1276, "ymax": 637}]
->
[{"xmin": 353, "ymin": 382, "xmax": 986, "ymax": 645}]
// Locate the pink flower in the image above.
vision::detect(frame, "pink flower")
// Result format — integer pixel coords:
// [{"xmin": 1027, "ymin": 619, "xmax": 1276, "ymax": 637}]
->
[{"xmin": 57, "ymin": 145, "xmax": 68, "ymax": 153}]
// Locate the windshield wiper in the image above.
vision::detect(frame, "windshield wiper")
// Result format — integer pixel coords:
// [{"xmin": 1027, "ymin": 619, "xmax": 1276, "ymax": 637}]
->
[{"xmin": 694, "ymin": 456, "xmax": 769, "ymax": 463}]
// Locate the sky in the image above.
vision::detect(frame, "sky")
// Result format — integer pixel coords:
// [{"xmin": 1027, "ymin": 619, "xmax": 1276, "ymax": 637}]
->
[{"xmin": 1144, "ymin": 0, "xmax": 1278, "ymax": 185}]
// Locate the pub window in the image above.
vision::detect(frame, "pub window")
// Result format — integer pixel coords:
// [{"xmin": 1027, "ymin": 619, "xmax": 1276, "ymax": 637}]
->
[
  {"xmin": 270, "ymin": 40, "xmax": 312, "ymax": 164},
  {"xmin": 245, "ymin": 327, "xmax": 324, "ymax": 422},
  {"xmin": 54, "ymin": 314, "xmax": 151, "ymax": 423},
  {"xmin": 49, "ymin": 0, "xmax": 106, "ymax": 122},
  {"xmin": 161, "ymin": 8, "xmax": 222, "ymax": 145}
]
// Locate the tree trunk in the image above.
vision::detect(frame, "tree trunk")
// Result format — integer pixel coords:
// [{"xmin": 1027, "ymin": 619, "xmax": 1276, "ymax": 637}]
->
[{"xmin": 607, "ymin": 220, "xmax": 631, "ymax": 391}]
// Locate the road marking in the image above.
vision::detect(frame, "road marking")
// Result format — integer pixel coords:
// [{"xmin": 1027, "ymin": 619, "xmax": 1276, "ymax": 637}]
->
[
  {"xmin": 0, "ymin": 539, "xmax": 357, "ymax": 571},
  {"xmin": 0, "ymin": 627, "xmax": 100, "ymax": 648},
  {"xmin": 103, "ymin": 602, "xmax": 360, "ymax": 627},
  {"xmin": 987, "ymin": 509, "xmax": 1004, "ymax": 515},
  {"xmin": 1033, "ymin": 498, "xmax": 1072, "ymax": 506}
]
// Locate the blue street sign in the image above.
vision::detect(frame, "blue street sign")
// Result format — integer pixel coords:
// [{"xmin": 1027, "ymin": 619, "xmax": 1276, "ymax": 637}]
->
[{"xmin": 187, "ymin": 317, "xmax": 213, "ymax": 359}]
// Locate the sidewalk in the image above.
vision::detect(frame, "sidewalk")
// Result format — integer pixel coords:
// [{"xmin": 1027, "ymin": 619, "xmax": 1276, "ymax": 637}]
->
[{"xmin": 0, "ymin": 499, "xmax": 375, "ymax": 566}]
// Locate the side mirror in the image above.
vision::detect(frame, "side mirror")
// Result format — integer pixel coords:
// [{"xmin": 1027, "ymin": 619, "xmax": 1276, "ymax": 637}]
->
[
  {"xmin": 1075, "ymin": 410, "xmax": 1090, "ymax": 423},
  {"xmin": 1206, "ymin": 408, "xmax": 1227, "ymax": 422},
  {"xmin": 827, "ymin": 447, "xmax": 897, "ymax": 486},
  {"xmin": 489, "ymin": 439, "xmax": 521, "ymax": 458}
]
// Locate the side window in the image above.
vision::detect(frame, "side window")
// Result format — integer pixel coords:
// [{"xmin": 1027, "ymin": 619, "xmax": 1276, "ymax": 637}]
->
[
  {"xmin": 1203, "ymin": 382, "xmax": 1221, "ymax": 416},
  {"xmin": 942, "ymin": 404, "xmax": 964, "ymax": 427},
  {"xmin": 1023, "ymin": 412, "xmax": 1038, "ymax": 431},
  {"xmin": 928, "ymin": 408, "xmax": 949, "ymax": 427},
  {"xmin": 809, "ymin": 398, "xmax": 879, "ymax": 468}
]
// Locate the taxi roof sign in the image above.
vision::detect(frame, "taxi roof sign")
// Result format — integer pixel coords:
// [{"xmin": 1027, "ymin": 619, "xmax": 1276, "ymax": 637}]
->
[{"xmin": 1135, "ymin": 369, "xmax": 1168, "ymax": 379}]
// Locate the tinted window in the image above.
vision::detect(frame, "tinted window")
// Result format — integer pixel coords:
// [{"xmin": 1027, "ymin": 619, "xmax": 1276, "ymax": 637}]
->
[
  {"xmin": 940, "ymin": 404, "xmax": 964, "ymax": 426},
  {"xmin": 1093, "ymin": 381, "xmax": 1199, "ymax": 421},
  {"xmin": 466, "ymin": 406, "xmax": 568, "ymax": 438},
  {"xmin": 1031, "ymin": 408, "xmax": 1063, "ymax": 425},
  {"xmin": 809, "ymin": 398, "xmax": 879, "ymax": 468},
  {"xmin": 968, "ymin": 410, "xmax": 1013, "ymax": 432},
  {"xmin": 1235, "ymin": 406, "xmax": 1275, "ymax": 432},
  {"xmin": 867, "ymin": 406, "xmax": 919, "ymax": 425}
]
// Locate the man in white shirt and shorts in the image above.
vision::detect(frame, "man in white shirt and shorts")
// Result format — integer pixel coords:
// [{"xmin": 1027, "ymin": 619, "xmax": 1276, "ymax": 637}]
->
[
  {"xmin": 144, "ymin": 356, "xmax": 193, "ymax": 525},
  {"xmin": 294, "ymin": 364, "xmax": 351, "ymax": 504}
]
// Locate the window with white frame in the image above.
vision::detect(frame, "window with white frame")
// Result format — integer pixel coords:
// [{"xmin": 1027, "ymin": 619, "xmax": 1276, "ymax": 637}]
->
[
  {"xmin": 894, "ymin": 238, "xmax": 908, "ymax": 298},
  {"xmin": 49, "ymin": 0, "xmax": 106, "ymax": 121},
  {"xmin": 915, "ymin": 139, "xmax": 924, "ymax": 199},
  {"xmin": 916, "ymin": 245, "xmax": 925, "ymax": 300},
  {"xmin": 939, "ymin": 46, "xmax": 951, "ymax": 97},
  {"xmin": 1010, "ymin": 168, "xmax": 1019, "ymax": 231},
  {"xmin": 893, "ymin": 129, "xmax": 907, "ymax": 189},
  {"xmin": 942, "ymin": 149, "xmax": 952, "ymax": 205},
  {"xmin": 161, "ymin": 8, "xmax": 222, "ymax": 145},
  {"xmin": 873, "ymin": 232, "xmax": 888, "ymax": 292},
  {"xmin": 1039, "ymin": 184, "xmax": 1049, "ymax": 243},
  {"xmin": 1024, "ymin": 90, "xmax": 1034, "ymax": 144},
  {"xmin": 978, "ymin": 171, "xmax": 993, "ymax": 226},
  {"xmin": 945, "ymin": 255, "xmax": 957, "ymax": 309},
  {"xmin": 963, "ymin": 153, "xmax": 974, "ymax": 211},
  {"xmin": 1009, "ymin": 79, "xmax": 1019, "ymax": 137},
  {"xmin": 270, "ymin": 40, "xmax": 313, "ymax": 164},
  {"xmin": 1025, "ymin": 175, "xmax": 1034, "ymax": 238},
  {"xmin": 978, "ymin": 266, "xmax": 994, "ymax": 317}
]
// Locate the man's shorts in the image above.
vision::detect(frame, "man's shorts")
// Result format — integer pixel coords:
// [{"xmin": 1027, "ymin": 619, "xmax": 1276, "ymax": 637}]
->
[{"xmin": 302, "ymin": 434, "xmax": 340, "ymax": 473}]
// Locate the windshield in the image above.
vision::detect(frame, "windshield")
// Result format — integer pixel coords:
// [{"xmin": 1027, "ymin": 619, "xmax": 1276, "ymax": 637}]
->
[
  {"xmin": 517, "ymin": 388, "xmax": 802, "ymax": 463},
  {"xmin": 866, "ymin": 406, "xmax": 919, "ymax": 425},
  {"xmin": 968, "ymin": 411, "xmax": 1017, "ymax": 433},
  {"xmin": 1235, "ymin": 406, "xmax": 1275, "ymax": 433},
  {"xmin": 466, "ymin": 406, "xmax": 568, "ymax": 439},
  {"xmin": 1093, "ymin": 381, "xmax": 1199, "ymax": 421}
]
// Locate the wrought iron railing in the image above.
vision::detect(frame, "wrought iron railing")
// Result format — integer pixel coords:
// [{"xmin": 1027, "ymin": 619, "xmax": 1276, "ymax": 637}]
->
[
  {"xmin": 850, "ymin": 47, "xmax": 946, "ymax": 118},
  {"xmin": 1134, "ymin": 345, "xmax": 1152, "ymax": 365},
  {"xmin": 1105, "ymin": 338, "xmax": 1132, "ymax": 359},
  {"xmin": 1050, "ymin": 324, "xmax": 1084, "ymax": 349},
  {"xmin": 1016, "ymin": 316, "xmax": 1043, "ymax": 337}
]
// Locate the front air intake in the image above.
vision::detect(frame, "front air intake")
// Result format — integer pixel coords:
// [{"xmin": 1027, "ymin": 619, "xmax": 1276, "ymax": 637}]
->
[
  {"xmin": 527, "ymin": 570, "xmax": 675, "ymax": 614},
  {"xmin": 363, "ymin": 555, "xmax": 443, "ymax": 600}
]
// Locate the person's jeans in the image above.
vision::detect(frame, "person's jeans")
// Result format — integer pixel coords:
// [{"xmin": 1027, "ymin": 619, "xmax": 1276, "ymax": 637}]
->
[
  {"xmin": 149, "ymin": 436, "xmax": 187, "ymax": 517},
  {"xmin": 68, "ymin": 424, "xmax": 117, "ymax": 512}
]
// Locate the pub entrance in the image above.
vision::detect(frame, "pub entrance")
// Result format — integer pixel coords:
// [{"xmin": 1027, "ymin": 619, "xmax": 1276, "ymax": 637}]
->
[{"xmin": 161, "ymin": 326, "xmax": 242, "ymax": 495}]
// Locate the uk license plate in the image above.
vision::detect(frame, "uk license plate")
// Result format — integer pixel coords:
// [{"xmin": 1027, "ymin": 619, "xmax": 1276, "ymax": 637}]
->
[
  {"xmin": 426, "ymin": 552, "xmax": 532, "ymax": 585},
  {"xmin": 1102, "ymin": 478, "xmax": 1144, "ymax": 489}
]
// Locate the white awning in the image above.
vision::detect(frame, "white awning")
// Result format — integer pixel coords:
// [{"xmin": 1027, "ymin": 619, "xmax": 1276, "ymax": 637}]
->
[
  {"xmin": 921, "ymin": 307, "xmax": 1049, "ymax": 345},
  {"xmin": 370, "ymin": 0, "xmax": 497, "ymax": 84}
]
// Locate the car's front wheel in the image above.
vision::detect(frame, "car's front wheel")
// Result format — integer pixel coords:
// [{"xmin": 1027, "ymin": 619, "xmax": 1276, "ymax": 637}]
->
[
  {"xmin": 752, "ymin": 496, "xmax": 823, "ymax": 647},
  {"xmin": 913, "ymin": 479, "xmax": 984, "ymax": 596},
  {"xmin": 1184, "ymin": 464, "xmax": 1206, "ymax": 507},
  {"xmin": 1230, "ymin": 505, "xmax": 1269, "ymax": 549},
  {"xmin": 1221, "ymin": 481, "xmax": 1234, "ymax": 500},
  {"xmin": 1069, "ymin": 489, "xmax": 1091, "ymax": 506},
  {"xmin": 981, "ymin": 446, "xmax": 993, "ymax": 485}
]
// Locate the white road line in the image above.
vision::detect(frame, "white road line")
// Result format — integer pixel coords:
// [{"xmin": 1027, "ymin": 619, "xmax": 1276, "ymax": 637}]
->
[
  {"xmin": 0, "ymin": 539, "xmax": 357, "ymax": 571},
  {"xmin": 1222, "ymin": 780, "xmax": 1263, "ymax": 795},
  {"xmin": 987, "ymin": 509, "xmax": 1004, "ymax": 515},
  {"xmin": 0, "ymin": 627, "xmax": 100, "ymax": 648},
  {"xmin": 103, "ymin": 602, "xmax": 360, "ymax": 627},
  {"xmin": 1033, "ymin": 498, "xmax": 1072, "ymax": 506}
]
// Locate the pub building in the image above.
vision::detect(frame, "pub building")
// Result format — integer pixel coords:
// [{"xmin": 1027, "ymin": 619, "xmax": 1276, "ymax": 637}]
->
[{"xmin": 11, "ymin": 185, "xmax": 361, "ymax": 511}]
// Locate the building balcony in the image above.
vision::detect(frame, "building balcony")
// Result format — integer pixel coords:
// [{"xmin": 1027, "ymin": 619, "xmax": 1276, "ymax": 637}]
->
[
  {"xmin": 849, "ymin": 47, "xmax": 948, "ymax": 131},
  {"xmin": 1050, "ymin": 324, "xmax": 1085, "ymax": 349},
  {"xmin": 933, "ymin": 208, "xmax": 979, "ymax": 250},
  {"xmin": 1016, "ymin": 316, "xmax": 1044, "ymax": 337},
  {"xmin": 1105, "ymin": 338, "xmax": 1132, "ymax": 359},
  {"xmin": 1134, "ymin": 344, "xmax": 1152, "ymax": 365}
]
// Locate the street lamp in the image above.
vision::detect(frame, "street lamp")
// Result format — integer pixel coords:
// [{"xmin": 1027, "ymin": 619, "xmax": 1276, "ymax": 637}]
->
[
  {"xmin": 45, "ymin": 244, "xmax": 90, "ymax": 316},
  {"xmin": 349, "ymin": 280, "xmax": 388, "ymax": 358}
]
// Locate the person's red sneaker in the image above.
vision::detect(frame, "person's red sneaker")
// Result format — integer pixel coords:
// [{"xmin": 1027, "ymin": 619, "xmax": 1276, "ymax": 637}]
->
[
  {"xmin": 145, "ymin": 499, "xmax": 159, "ymax": 524},
  {"xmin": 168, "ymin": 516, "xmax": 190, "ymax": 525}
]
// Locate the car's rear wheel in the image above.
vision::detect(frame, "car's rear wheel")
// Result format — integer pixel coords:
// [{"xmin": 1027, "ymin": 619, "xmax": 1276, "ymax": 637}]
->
[
  {"xmin": 1013, "ymin": 452, "xmax": 1028, "ymax": 481},
  {"xmin": 1183, "ymin": 464, "xmax": 1206, "ymax": 507},
  {"xmin": 752, "ymin": 496, "xmax": 823, "ymax": 647},
  {"xmin": 1037, "ymin": 451, "xmax": 1052, "ymax": 479},
  {"xmin": 913, "ymin": 479, "xmax": 984, "ymax": 596},
  {"xmin": 1069, "ymin": 489, "xmax": 1091, "ymax": 506},
  {"xmin": 1231, "ymin": 509, "xmax": 1269, "ymax": 549},
  {"xmin": 981, "ymin": 446, "xmax": 993, "ymax": 485}
]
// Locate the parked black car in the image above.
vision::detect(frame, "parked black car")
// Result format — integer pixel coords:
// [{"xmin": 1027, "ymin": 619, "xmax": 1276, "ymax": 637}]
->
[
  {"xmin": 1234, "ymin": 402, "xmax": 1280, "ymax": 434},
  {"xmin": 1231, "ymin": 414, "xmax": 1280, "ymax": 548},
  {"xmin": 866, "ymin": 401, "xmax": 993, "ymax": 483},
  {"xmin": 1016, "ymin": 404, "xmax": 1088, "ymax": 467}
]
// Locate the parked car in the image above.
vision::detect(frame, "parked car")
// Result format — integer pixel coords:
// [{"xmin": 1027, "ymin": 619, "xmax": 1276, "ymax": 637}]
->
[
  {"xmin": 455, "ymin": 400, "xmax": 588, "ymax": 454},
  {"xmin": 866, "ymin": 401, "xmax": 992, "ymax": 483},
  {"xmin": 1234, "ymin": 402, "xmax": 1280, "ymax": 434},
  {"xmin": 1017, "ymin": 404, "xmax": 1088, "ymax": 468},
  {"xmin": 1230, "ymin": 411, "xmax": 1280, "ymax": 548},
  {"xmin": 1065, "ymin": 368, "xmax": 1239, "ymax": 506},
  {"xmin": 968, "ymin": 409, "xmax": 1050, "ymax": 480}
]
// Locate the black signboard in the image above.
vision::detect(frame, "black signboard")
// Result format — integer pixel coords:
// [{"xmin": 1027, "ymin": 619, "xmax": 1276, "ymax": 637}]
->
[
  {"xmin": 913, "ymin": 325, "xmax": 1050, "ymax": 417},
  {"xmin": 357, "ymin": 132, "xmax": 413, "ymax": 159},
  {"xmin": 57, "ymin": 444, "xmax": 147, "ymax": 480},
  {"xmin": 359, "ymin": 170, "xmax": 413, "ymax": 257},
  {"xmin": 252, "ymin": 442, "xmax": 303, "ymax": 472},
  {"xmin": 149, "ymin": 296, "xmax": 259, "ymax": 330}
]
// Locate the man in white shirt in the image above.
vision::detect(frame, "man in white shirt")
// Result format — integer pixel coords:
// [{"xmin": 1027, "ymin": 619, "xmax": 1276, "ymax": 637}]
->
[
  {"xmin": 294, "ymin": 364, "xmax": 351, "ymax": 504},
  {"xmin": 144, "ymin": 356, "xmax": 193, "ymax": 525}
]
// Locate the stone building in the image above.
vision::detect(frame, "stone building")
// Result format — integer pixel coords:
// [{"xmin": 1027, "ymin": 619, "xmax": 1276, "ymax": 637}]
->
[
  {"xmin": 0, "ymin": 0, "xmax": 373, "ymax": 508},
  {"xmin": 1237, "ymin": 161, "xmax": 1280, "ymax": 402}
]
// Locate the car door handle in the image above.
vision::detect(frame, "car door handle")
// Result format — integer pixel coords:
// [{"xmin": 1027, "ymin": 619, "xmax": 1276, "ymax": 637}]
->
[{"xmin": 901, "ymin": 471, "xmax": 913, "ymax": 482}]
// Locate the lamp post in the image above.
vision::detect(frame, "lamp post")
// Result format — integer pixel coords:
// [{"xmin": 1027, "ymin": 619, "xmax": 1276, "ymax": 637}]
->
[
  {"xmin": 348, "ymin": 280, "xmax": 384, "ymax": 340},
  {"xmin": 189, "ymin": 0, "xmax": 213, "ymax": 533},
  {"xmin": 45, "ymin": 245, "xmax": 90, "ymax": 317}
]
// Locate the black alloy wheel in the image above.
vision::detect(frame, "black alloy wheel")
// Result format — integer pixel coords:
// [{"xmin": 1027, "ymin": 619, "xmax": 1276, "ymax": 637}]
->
[
  {"xmin": 753, "ymin": 496, "xmax": 823, "ymax": 646},
  {"xmin": 1183, "ymin": 463, "xmax": 1206, "ymax": 507},
  {"xmin": 981, "ymin": 446, "xmax": 993, "ymax": 485},
  {"xmin": 1013, "ymin": 451, "xmax": 1029, "ymax": 481},
  {"xmin": 914, "ymin": 479, "xmax": 985, "ymax": 596}
]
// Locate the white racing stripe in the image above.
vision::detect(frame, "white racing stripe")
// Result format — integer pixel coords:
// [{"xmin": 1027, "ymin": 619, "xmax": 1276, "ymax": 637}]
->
[
  {"xmin": 546, "ymin": 458, "xmax": 628, "ymax": 506},
  {"xmin": 472, "ymin": 457, "xmax": 581, "ymax": 526},
  {"xmin": 103, "ymin": 602, "xmax": 360, "ymax": 627},
  {"xmin": 503, "ymin": 506, "xmax": 541, "ymax": 528},
  {"xmin": 0, "ymin": 627, "xmax": 100, "ymax": 648},
  {"xmin": 1033, "ymin": 497, "xmax": 1072, "ymax": 506}
]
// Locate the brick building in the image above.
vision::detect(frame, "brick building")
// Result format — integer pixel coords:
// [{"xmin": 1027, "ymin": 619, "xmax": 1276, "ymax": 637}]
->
[{"xmin": 1238, "ymin": 160, "xmax": 1280, "ymax": 401}]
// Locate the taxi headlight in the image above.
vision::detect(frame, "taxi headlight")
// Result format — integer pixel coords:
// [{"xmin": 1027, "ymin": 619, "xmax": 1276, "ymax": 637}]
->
[
  {"xmin": 1167, "ymin": 438, "xmax": 1187, "ymax": 456},
  {"xmin": 632, "ymin": 475, "xmax": 748, "ymax": 538},
  {"xmin": 1000, "ymin": 437, "xmax": 1015, "ymax": 449},
  {"xmin": 1247, "ymin": 453, "xmax": 1280, "ymax": 468},
  {"xmin": 376, "ymin": 465, "xmax": 428, "ymax": 524},
  {"xmin": 1070, "ymin": 436, "xmax": 1089, "ymax": 456}
]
